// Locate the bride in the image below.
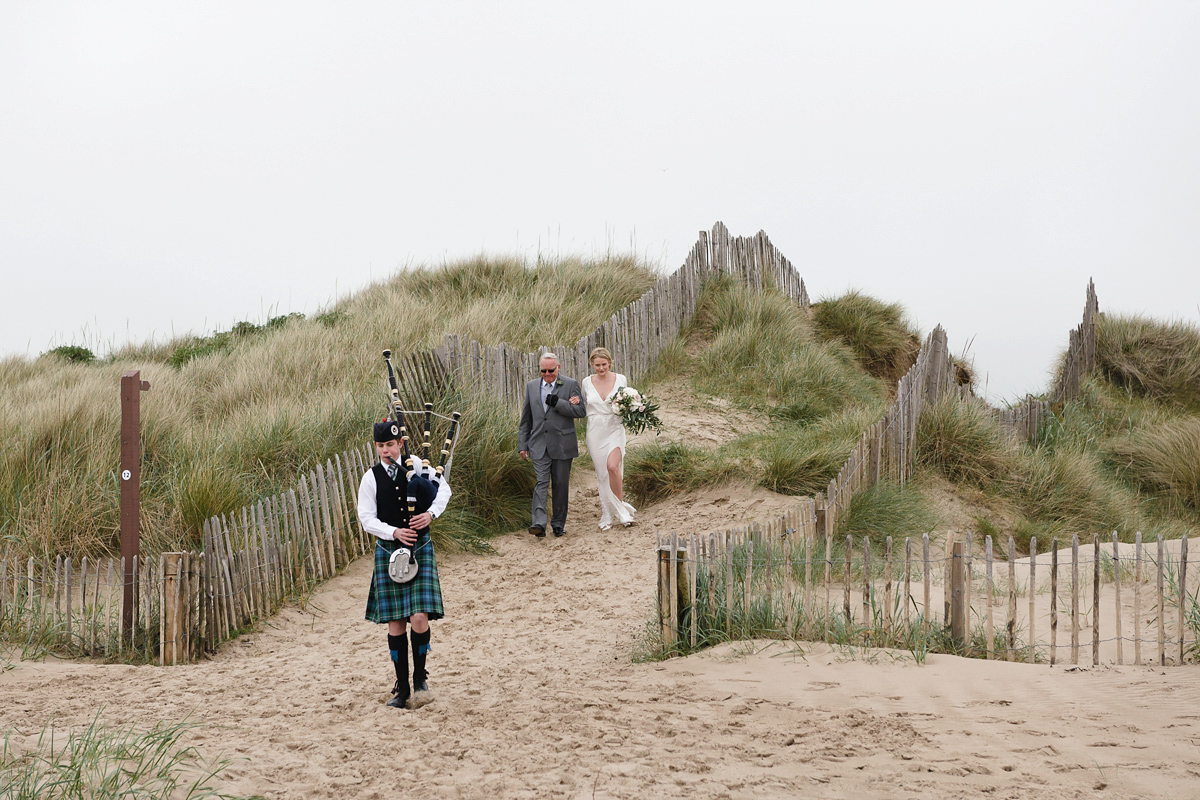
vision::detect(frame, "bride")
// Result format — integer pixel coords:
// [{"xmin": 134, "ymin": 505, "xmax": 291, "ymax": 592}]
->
[{"xmin": 582, "ymin": 347, "xmax": 636, "ymax": 530}]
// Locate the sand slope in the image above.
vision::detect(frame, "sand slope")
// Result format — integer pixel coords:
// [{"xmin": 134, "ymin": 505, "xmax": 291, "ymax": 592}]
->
[{"xmin": 4, "ymin": 464, "xmax": 1200, "ymax": 799}]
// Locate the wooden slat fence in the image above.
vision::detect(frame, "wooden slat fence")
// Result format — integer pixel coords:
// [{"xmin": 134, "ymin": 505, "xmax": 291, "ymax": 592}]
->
[
  {"xmin": 993, "ymin": 395, "xmax": 1052, "ymax": 446},
  {"xmin": 1052, "ymin": 278, "xmax": 1099, "ymax": 404},
  {"xmin": 444, "ymin": 221, "xmax": 809, "ymax": 407},
  {"xmin": 0, "ymin": 553, "xmax": 163, "ymax": 663},
  {"xmin": 658, "ymin": 528, "xmax": 1198, "ymax": 666},
  {"xmin": 654, "ymin": 277, "xmax": 1194, "ymax": 668},
  {"xmin": 989, "ymin": 279, "xmax": 1095, "ymax": 444},
  {"xmin": 814, "ymin": 325, "xmax": 957, "ymax": 545},
  {"xmin": 0, "ymin": 441, "xmax": 385, "ymax": 664}
]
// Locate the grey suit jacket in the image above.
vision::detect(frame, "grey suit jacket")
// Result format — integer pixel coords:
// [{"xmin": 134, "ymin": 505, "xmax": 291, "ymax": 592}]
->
[{"xmin": 518, "ymin": 376, "xmax": 586, "ymax": 460}]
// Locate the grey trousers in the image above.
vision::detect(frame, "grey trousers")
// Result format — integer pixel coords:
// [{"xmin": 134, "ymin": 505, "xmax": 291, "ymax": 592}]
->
[{"xmin": 532, "ymin": 455, "xmax": 571, "ymax": 530}]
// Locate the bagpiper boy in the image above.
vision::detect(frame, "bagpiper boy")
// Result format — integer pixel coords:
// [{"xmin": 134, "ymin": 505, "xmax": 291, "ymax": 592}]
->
[{"xmin": 358, "ymin": 418, "xmax": 451, "ymax": 709}]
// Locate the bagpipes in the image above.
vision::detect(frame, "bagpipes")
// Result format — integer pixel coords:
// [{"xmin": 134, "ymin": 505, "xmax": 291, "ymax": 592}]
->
[{"xmin": 381, "ymin": 349, "xmax": 462, "ymax": 584}]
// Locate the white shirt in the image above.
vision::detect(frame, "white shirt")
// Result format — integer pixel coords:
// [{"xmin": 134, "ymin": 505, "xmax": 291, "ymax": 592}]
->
[{"xmin": 357, "ymin": 463, "xmax": 452, "ymax": 541}]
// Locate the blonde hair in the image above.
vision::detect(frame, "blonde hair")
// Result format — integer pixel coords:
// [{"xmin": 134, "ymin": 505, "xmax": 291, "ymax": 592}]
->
[{"xmin": 589, "ymin": 347, "xmax": 613, "ymax": 365}]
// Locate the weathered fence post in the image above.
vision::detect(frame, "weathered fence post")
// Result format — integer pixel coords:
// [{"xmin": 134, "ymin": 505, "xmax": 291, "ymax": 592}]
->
[
  {"xmin": 1093, "ymin": 536, "xmax": 1101, "ymax": 666},
  {"xmin": 985, "ymin": 536, "xmax": 994, "ymax": 659},
  {"xmin": 161, "ymin": 553, "xmax": 186, "ymax": 665},
  {"xmin": 1028, "ymin": 537, "xmax": 1037, "ymax": 664},
  {"xmin": 949, "ymin": 542, "xmax": 967, "ymax": 649},
  {"xmin": 1179, "ymin": 535, "xmax": 1189, "ymax": 665},
  {"xmin": 657, "ymin": 537, "xmax": 689, "ymax": 650}
]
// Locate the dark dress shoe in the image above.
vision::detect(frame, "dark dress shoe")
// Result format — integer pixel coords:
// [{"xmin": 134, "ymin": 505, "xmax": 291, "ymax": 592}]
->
[
  {"xmin": 530, "ymin": 526, "xmax": 545, "ymax": 537},
  {"xmin": 387, "ymin": 679, "xmax": 409, "ymax": 708},
  {"xmin": 553, "ymin": 527, "xmax": 565, "ymax": 537}
]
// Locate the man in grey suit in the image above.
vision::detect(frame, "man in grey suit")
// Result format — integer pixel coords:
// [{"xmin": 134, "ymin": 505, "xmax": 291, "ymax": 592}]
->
[{"xmin": 518, "ymin": 352, "xmax": 586, "ymax": 538}]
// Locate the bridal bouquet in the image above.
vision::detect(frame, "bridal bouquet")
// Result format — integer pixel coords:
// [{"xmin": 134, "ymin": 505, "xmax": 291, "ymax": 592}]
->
[{"xmin": 611, "ymin": 386, "xmax": 663, "ymax": 435}]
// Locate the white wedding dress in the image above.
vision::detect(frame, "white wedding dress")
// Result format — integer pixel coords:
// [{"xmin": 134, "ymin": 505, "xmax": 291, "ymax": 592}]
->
[{"xmin": 583, "ymin": 373, "xmax": 636, "ymax": 529}]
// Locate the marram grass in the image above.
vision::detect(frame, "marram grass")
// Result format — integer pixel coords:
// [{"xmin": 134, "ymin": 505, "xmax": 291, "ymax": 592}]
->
[
  {"xmin": 689, "ymin": 277, "xmax": 884, "ymax": 422},
  {"xmin": 811, "ymin": 290, "xmax": 921, "ymax": 383},
  {"xmin": 0, "ymin": 714, "xmax": 262, "ymax": 800},
  {"xmin": 623, "ymin": 441, "xmax": 741, "ymax": 507},
  {"xmin": 915, "ymin": 396, "xmax": 1019, "ymax": 490},
  {"xmin": 1106, "ymin": 416, "xmax": 1200, "ymax": 514},
  {"xmin": 1, "ymin": 254, "xmax": 656, "ymax": 561},
  {"xmin": 1095, "ymin": 313, "xmax": 1200, "ymax": 410}
]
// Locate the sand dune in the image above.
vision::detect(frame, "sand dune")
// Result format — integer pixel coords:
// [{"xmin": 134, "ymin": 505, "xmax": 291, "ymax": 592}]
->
[{"xmin": 4, "ymin": 461, "xmax": 1200, "ymax": 798}]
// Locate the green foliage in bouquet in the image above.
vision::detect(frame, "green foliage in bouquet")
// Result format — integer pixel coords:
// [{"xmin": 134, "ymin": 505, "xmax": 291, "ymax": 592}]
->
[{"xmin": 612, "ymin": 386, "xmax": 663, "ymax": 435}]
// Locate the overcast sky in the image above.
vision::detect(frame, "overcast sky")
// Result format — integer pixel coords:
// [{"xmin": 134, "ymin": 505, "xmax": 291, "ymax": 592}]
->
[{"xmin": 2, "ymin": 2, "xmax": 1197, "ymax": 402}]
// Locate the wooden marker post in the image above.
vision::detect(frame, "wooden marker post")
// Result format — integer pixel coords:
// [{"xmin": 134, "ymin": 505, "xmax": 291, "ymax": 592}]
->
[{"xmin": 120, "ymin": 370, "xmax": 150, "ymax": 646}]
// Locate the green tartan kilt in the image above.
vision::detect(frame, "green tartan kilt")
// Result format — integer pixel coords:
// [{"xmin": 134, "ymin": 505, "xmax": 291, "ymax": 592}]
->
[{"xmin": 365, "ymin": 533, "xmax": 444, "ymax": 623}]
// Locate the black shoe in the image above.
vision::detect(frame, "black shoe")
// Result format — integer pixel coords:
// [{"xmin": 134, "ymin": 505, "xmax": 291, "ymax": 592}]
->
[
  {"xmin": 553, "ymin": 527, "xmax": 565, "ymax": 537},
  {"xmin": 386, "ymin": 679, "xmax": 409, "ymax": 709},
  {"xmin": 530, "ymin": 526, "xmax": 545, "ymax": 537}
]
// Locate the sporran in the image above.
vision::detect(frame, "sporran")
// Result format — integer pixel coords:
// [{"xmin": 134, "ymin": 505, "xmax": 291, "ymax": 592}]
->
[{"xmin": 388, "ymin": 547, "xmax": 419, "ymax": 584}]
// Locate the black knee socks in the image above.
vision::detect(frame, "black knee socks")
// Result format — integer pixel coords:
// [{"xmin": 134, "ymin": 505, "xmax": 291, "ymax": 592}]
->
[
  {"xmin": 388, "ymin": 633, "xmax": 409, "ymax": 691},
  {"xmin": 410, "ymin": 628, "xmax": 431, "ymax": 684}
]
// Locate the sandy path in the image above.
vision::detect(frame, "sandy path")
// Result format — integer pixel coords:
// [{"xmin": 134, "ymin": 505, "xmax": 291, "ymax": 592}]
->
[{"xmin": 4, "ymin": 466, "xmax": 1200, "ymax": 798}]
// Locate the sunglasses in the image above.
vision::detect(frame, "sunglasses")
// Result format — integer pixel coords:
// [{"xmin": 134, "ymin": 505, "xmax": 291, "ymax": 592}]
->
[{"xmin": 539, "ymin": 368, "xmax": 557, "ymax": 373}]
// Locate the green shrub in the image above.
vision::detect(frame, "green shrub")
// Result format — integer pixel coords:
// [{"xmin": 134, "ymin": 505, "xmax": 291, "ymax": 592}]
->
[
  {"xmin": 166, "ymin": 314, "xmax": 301, "ymax": 369},
  {"xmin": 168, "ymin": 332, "xmax": 234, "ymax": 368},
  {"xmin": 313, "ymin": 308, "xmax": 347, "ymax": 328},
  {"xmin": 266, "ymin": 312, "xmax": 305, "ymax": 329},
  {"xmin": 44, "ymin": 344, "xmax": 95, "ymax": 364},
  {"xmin": 689, "ymin": 275, "xmax": 809, "ymax": 344},
  {"xmin": 811, "ymin": 290, "xmax": 920, "ymax": 383},
  {"xmin": 756, "ymin": 407, "xmax": 881, "ymax": 496},
  {"xmin": 759, "ymin": 435, "xmax": 848, "ymax": 496},
  {"xmin": 1040, "ymin": 376, "xmax": 1175, "ymax": 450}
]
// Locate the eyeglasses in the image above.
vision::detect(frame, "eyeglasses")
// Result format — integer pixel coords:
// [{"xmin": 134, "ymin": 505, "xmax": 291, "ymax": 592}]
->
[{"xmin": 539, "ymin": 368, "xmax": 557, "ymax": 373}]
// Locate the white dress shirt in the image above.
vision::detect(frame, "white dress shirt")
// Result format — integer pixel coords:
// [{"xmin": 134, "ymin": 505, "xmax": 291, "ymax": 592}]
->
[{"xmin": 357, "ymin": 461, "xmax": 452, "ymax": 541}]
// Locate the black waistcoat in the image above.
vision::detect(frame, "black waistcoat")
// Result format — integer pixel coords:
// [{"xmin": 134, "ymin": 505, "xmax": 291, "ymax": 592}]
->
[{"xmin": 372, "ymin": 463, "xmax": 411, "ymax": 529}]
